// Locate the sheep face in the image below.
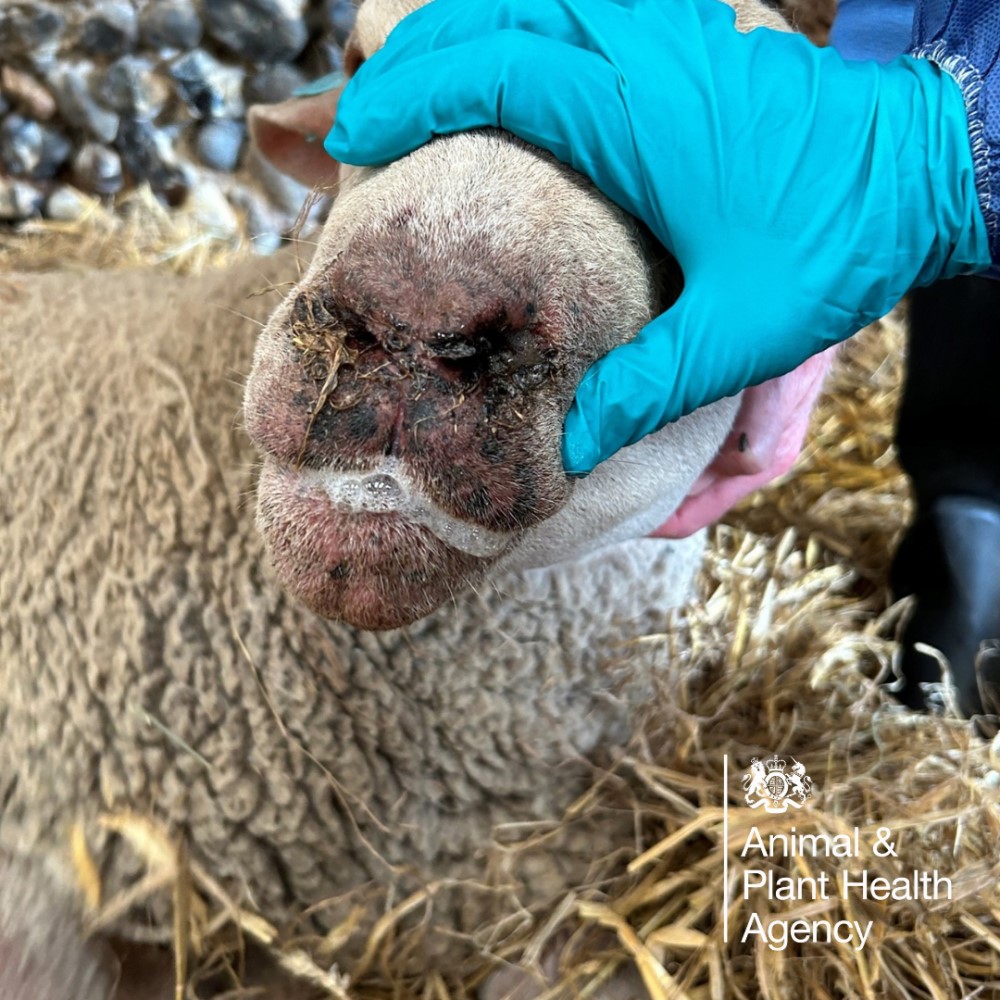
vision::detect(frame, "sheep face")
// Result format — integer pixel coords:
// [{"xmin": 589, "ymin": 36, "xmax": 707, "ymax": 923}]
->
[{"xmin": 245, "ymin": 133, "xmax": 676, "ymax": 628}]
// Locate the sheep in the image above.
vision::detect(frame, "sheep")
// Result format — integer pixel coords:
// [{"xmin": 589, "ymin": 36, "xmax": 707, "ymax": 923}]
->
[
  {"xmin": 0, "ymin": 197, "xmax": 728, "ymax": 1000},
  {"xmin": 0, "ymin": 0, "xmax": 834, "ymax": 995}
]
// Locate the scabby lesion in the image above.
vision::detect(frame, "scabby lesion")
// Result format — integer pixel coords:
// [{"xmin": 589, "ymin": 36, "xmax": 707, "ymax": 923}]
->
[{"xmin": 287, "ymin": 289, "xmax": 365, "ymax": 468}]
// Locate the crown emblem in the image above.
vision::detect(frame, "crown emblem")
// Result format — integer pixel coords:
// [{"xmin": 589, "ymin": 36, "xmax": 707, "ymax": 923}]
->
[{"xmin": 743, "ymin": 754, "xmax": 812, "ymax": 813}]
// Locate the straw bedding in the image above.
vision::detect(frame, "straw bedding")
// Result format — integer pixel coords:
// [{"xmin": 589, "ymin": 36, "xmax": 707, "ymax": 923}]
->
[{"xmin": 3, "ymin": 195, "xmax": 1000, "ymax": 1000}]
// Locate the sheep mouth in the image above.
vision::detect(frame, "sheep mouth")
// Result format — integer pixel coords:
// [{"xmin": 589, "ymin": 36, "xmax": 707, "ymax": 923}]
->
[
  {"xmin": 255, "ymin": 459, "xmax": 511, "ymax": 629},
  {"xmin": 293, "ymin": 460, "xmax": 511, "ymax": 558}
]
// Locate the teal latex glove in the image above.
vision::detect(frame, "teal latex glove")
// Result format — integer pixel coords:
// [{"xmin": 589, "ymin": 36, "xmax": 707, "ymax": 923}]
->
[{"xmin": 324, "ymin": 0, "xmax": 993, "ymax": 474}]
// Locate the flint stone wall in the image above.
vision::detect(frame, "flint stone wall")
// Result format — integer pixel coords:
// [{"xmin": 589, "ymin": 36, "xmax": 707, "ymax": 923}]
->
[{"xmin": 0, "ymin": 0, "xmax": 354, "ymax": 251}]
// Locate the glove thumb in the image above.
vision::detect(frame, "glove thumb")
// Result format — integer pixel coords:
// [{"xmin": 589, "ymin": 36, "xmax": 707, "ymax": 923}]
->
[{"xmin": 562, "ymin": 290, "xmax": 717, "ymax": 475}]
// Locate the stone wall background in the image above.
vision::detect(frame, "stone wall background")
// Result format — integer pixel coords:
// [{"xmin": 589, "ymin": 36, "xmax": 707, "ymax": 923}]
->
[{"xmin": 0, "ymin": 0, "xmax": 355, "ymax": 252}]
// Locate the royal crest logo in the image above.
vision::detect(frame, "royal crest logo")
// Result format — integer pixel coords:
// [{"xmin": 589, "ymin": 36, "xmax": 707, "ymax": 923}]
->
[{"xmin": 743, "ymin": 755, "xmax": 813, "ymax": 813}]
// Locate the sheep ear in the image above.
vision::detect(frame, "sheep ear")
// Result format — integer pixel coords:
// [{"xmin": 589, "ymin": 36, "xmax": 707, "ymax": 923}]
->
[{"xmin": 248, "ymin": 86, "xmax": 343, "ymax": 190}]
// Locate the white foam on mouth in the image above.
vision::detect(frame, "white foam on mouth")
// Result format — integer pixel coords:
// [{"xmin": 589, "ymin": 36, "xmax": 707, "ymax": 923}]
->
[{"xmin": 297, "ymin": 459, "xmax": 512, "ymax": 559}]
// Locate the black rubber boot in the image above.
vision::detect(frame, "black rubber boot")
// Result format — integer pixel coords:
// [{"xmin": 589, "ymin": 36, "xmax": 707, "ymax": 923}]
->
[
  {"xmin": 890, "ymin": 274, "xmax": 1000, "ymax": 719},
  {"xmin": 891, "ymin": 495, "xmax": 1000, "ymax": 716}
]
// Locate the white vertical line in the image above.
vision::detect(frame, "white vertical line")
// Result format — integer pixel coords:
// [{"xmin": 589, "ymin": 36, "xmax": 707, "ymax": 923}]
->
[{"xmin": 723, "ymin": 753, "xmax": 729, "ymax": 944}]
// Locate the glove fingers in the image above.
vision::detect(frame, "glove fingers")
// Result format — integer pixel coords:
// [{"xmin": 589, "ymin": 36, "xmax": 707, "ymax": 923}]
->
[
  {"xmin": 325, "ymin": 35, "xmax": 658, "ymax": 235},
  {"xmin": 360, "ymin": 0, "xmax": 637, "ymax": 64},
  {"xmin": 561, "ymin": 296, "xmax": 710, "ymax": 475}
]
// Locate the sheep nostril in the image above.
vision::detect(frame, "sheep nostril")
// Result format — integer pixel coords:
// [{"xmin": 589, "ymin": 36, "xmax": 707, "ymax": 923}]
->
[{"xmin": 428, "ymin": 331, "xmax": 479, "ymax": 360}]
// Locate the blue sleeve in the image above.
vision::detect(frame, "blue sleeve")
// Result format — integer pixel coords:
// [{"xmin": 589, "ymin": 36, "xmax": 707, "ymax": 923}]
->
[
  {"xmin": 908, "ymin": 0, "xmax": 1000, "ymax": 277},
  {"xmin": 830, "ymin": 0, "xmax": 916, "ymax": 62}
]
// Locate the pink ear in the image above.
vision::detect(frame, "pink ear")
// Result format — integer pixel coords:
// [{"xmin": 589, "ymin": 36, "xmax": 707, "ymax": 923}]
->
[{"xmin": 248, "ymin": 88, "xmax": 343, "ymax": 190}]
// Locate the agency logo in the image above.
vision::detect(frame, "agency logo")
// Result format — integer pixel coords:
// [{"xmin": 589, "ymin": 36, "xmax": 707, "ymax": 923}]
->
[
  {"xmin": 742, "ymin": 755, "xmax": 812, "ymax": 813},
  {"xmin": 724, "ymin": 752, "xmax": 949, "ymax": 950}
]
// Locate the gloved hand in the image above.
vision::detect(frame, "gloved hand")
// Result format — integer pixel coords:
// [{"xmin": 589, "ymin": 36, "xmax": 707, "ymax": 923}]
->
[{"xmin": 325, "ymin": 0, "xmax": 996, "ymax": 474}]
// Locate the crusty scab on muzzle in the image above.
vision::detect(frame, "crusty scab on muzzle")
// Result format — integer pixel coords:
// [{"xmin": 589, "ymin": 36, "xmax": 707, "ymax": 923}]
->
[
  {"xmin": 245, "ymin": 266, "xmax": 572, "ymax": 631},
  {"xmin": 282, "ymin": 276, "xmax": 565, "ymax": 522}
]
